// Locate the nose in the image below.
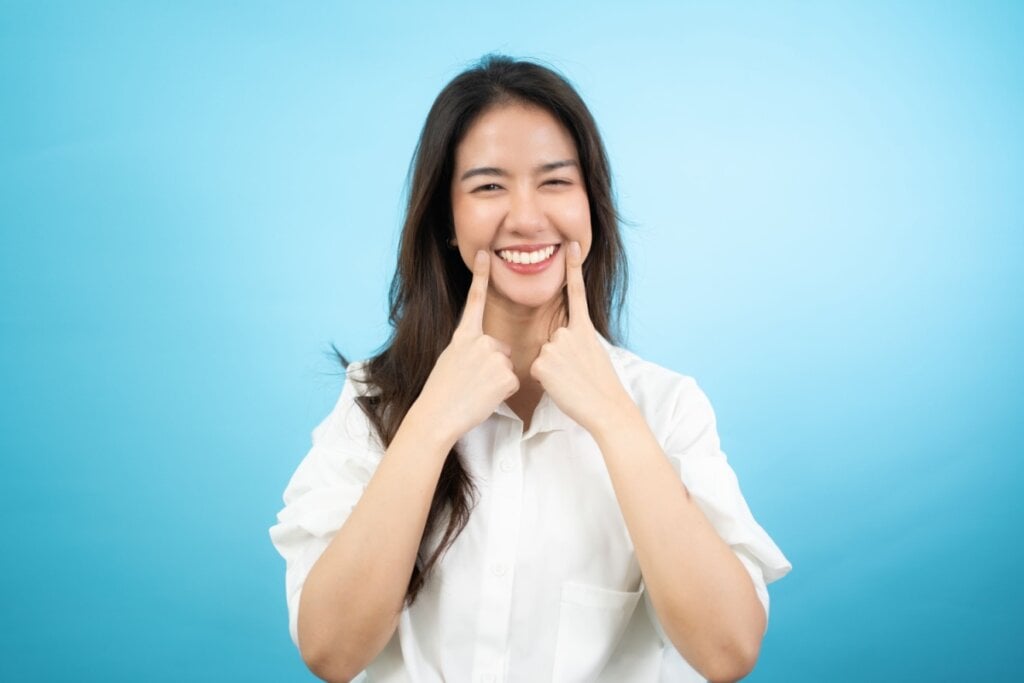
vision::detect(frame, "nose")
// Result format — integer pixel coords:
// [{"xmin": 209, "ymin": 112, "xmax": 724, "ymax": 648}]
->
[{"xmin": 504, "ymin": 186, "xmax": 546, "ymax": 234}]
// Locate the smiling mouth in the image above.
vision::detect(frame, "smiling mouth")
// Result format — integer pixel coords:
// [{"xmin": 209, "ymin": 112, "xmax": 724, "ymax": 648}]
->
[{"xmin": 494, "ymin": 244, "xmax": 560, "ymax": 265}]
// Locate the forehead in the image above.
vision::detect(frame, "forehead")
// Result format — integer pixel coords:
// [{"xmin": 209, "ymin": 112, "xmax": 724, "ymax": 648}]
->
[{"xmin": 454, "ymin": 103, "xmax": 578, "ymax": 169}]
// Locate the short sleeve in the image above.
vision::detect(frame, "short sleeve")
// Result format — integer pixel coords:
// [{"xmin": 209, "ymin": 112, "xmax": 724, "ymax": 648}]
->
[
  {"xmin": 644, "ymin": 377, "xmax": 792, "ymax": 644},
  {"xmin": 267, "ymin": 360, "xmax": 386, "ymax": 649}
]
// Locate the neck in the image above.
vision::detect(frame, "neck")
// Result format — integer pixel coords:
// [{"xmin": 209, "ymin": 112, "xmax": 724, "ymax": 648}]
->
[
  {"xmin": 481, "ymin": 293, "xmax": 567, "ymax": 424},
  {"xmin": 482, "ymin": 293, "xmax": 567, "ymax": 361}
]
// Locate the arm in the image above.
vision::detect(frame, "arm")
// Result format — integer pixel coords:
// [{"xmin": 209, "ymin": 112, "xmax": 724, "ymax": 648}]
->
[
  {"xmin": 530, "ymin": 242, "xmax": 771, "ymax": 681},
  {"xmin": 297, "ymin": 405, "xmax": 454, "ymax": 683},
  {"xmin": 591, "ymin": 402, "xmax": 765, "ymax": 683},
  {"xmin": 299, "ymin": 251, "xmax": 516, "ymax": 682}
]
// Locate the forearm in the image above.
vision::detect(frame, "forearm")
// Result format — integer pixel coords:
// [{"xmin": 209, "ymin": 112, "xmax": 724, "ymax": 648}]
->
[
  {"xmin": 592, "ymin": 404, "xmax": 765, "ymax": 683},
  {"xmin": 298, "ymin": 404, "xmax": 455, "ymax": 682}
]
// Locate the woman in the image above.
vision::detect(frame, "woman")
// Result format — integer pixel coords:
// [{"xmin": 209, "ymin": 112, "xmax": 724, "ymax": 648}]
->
[{"xmin": 269, "ymin": 54, "xmax": 791, "ymax": 682}]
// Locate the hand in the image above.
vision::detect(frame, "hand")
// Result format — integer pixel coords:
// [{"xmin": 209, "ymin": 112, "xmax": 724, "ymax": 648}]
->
[
  {"xmin": 413, "ymin": 250, "xmax": 520, "ymax": 447},
  {"xmin": 529, "ymin": 241, "xmax": 633, "ymax": 435}
]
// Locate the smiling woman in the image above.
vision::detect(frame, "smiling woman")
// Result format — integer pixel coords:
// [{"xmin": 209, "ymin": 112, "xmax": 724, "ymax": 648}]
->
[{"xmin": 268, "ymin": 54, "xmax": 792, "ymax": 682}]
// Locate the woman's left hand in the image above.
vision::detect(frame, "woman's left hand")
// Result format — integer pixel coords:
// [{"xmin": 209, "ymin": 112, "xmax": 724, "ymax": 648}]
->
[{"xmin": 530, "ymin": 241, "xmax": 635, "ymax": 435}]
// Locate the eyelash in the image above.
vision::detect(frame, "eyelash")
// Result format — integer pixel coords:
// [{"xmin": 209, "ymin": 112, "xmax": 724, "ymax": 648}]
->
[{"xmin": 473, "ymin": 179, "xmax": 570, "ymax": 192}]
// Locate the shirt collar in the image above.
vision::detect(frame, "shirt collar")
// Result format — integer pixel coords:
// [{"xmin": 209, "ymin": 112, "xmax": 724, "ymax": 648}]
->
[{"xmin": 494, "ymin": 331, "xmax": 636, "ymax": 437}]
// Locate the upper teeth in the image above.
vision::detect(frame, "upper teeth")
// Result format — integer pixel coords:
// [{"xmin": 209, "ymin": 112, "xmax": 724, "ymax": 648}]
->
[{"xmin": 497, "ymin": 245, "xmax": 557, "ymax": 264}]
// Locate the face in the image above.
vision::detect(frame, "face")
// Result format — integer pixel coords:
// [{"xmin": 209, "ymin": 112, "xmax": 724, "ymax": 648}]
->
[{"xmin": 450, "ymin": 102, "xmax": 592, "ymax": 315}]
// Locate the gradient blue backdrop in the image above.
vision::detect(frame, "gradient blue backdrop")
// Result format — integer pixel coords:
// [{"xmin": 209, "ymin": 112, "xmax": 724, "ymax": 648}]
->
[{"xmin": 2, "ymin": 2, "xmax": 1020, "ymax": 681}]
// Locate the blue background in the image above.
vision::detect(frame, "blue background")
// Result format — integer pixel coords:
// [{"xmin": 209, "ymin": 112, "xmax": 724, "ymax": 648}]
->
[{"xmin": 2, "ymin": 2, "xmax": 1021, "ymax": 680}]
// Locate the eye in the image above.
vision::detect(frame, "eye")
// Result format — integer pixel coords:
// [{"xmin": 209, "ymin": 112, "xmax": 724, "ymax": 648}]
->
[
  {"xmin": 472, "ymin": 183, "xmax": 502, "ymax": 193},
  {"xmin": 544, "ymin": 178, "xmax": 571, "ymax": 186}
]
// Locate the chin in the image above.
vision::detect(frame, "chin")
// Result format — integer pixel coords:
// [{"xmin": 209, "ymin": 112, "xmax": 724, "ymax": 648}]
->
[{"xmin": 496, "ymin": 285, "xmax": 563, "ymax": 310}]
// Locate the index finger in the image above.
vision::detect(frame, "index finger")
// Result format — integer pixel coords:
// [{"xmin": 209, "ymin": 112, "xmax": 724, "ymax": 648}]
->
[
  {"xmin": 457, "ymin": 249, "xmax": 490, "ymax": 334},
  {"xmin": 565, "ymin": 241, "xmax": 591, "ymax": 328}
]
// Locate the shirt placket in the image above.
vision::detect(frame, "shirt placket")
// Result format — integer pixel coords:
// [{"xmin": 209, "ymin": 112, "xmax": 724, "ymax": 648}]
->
[{"xmin": 470, "ymin": 418, "xmax": 524, "ymax": 683}]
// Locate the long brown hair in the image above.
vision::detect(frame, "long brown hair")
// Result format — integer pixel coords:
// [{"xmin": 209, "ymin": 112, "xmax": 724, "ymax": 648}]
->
[{"xmin": 333, "ymin": 54, "xmax": 629, "ymax": 606}]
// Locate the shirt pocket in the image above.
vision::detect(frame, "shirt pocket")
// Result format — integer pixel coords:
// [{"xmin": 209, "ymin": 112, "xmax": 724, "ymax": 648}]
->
[{"xmin": 551, "ymin": 581, "xmax": 644, "ymax": 683}]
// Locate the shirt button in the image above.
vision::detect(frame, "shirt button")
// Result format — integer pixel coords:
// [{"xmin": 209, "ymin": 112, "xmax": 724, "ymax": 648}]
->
[
  {"xmin": 499, "ymin": 458, "xmax": 514, "ymax": 473},
  {"xmin": 491, "ymin": 563, "xmax": 508, "ymax": 576}
]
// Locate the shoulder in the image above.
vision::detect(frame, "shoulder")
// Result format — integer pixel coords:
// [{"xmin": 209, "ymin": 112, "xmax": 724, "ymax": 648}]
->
[
  {"xmin": 311, "ymin": 358, "xmax": 383, "ymax": 450},
  {"xmin": 342, "ymin": 358, "xmax": 376, "ymax": 394},
  {"xmin": 324, "ymin": 358, "xmax": 381, "ymax": 413},
  {"xmin": 602, "ymin": 340, "xmax": 717, "ymax": 443},
  {"xmin": 604, "ymin": 341, "xmax": 704, "ymax": 410}
]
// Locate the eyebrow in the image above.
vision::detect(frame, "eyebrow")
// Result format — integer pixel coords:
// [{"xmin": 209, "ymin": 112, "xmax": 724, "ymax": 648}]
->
[{"xmin": 459, "ymin": 159, "xmax": 578, "ymax": 182}]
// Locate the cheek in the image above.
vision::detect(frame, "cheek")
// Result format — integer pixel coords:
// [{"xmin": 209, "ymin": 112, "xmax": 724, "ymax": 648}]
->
[
  {"xmin": 563, "ymin": 196, "xmax": 592, "ymax": 241},
  {"xmin": 569, "ymin": 193, "xmax": 593, "ymax": 231},
  {"xmin": 453, "ymin": 202, "xmax": 498, "ymax": 245},
  {"xmin": 568, "ymin": 198, "xmax": 594, "ymax": 259}
]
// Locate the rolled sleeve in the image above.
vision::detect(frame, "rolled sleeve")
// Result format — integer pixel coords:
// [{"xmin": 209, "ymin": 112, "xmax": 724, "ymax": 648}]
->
[
  {"xmin": 267, "ymin": 361, "xmax": 384, "ymax": 649},
  {"xmin": 647, "ymin": 376, "xmax": 792, "ymax": 643}
]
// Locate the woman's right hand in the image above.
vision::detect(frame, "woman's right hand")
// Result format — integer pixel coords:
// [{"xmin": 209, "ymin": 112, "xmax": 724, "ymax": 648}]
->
[{"xmin": 412, "ymin": 250, "xmax": 520, "ymax": 447}]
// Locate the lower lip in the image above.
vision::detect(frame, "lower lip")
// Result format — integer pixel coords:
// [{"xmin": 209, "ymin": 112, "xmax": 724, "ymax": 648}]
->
[{"xmin": 496, "ymin": 246, "xmax": 560, "ymax": 274}]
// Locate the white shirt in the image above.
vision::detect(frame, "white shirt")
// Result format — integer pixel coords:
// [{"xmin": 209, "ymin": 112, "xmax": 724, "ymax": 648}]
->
[{"xmin": 269, "ymin": 335, "xmax": 792, "ymax": 682}]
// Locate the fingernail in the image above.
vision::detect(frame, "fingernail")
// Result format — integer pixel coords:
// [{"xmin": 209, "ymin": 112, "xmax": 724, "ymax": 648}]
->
[
  {"xmin": 476, "ymin": 250, "xmax": 487, "ymax": 263},
  {"xmin": 571, "ymin": 241, "xmax": 581, "ymax": 258}
]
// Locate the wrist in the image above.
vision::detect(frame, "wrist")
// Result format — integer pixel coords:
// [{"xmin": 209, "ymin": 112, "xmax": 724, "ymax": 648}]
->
[
  {"xmin": 590, "ymin": 396, "xmax": 645, "ymax": 444},
  {"xmin": 403, "ymin": 400, "xmax": 460, "ymax": 453}
]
